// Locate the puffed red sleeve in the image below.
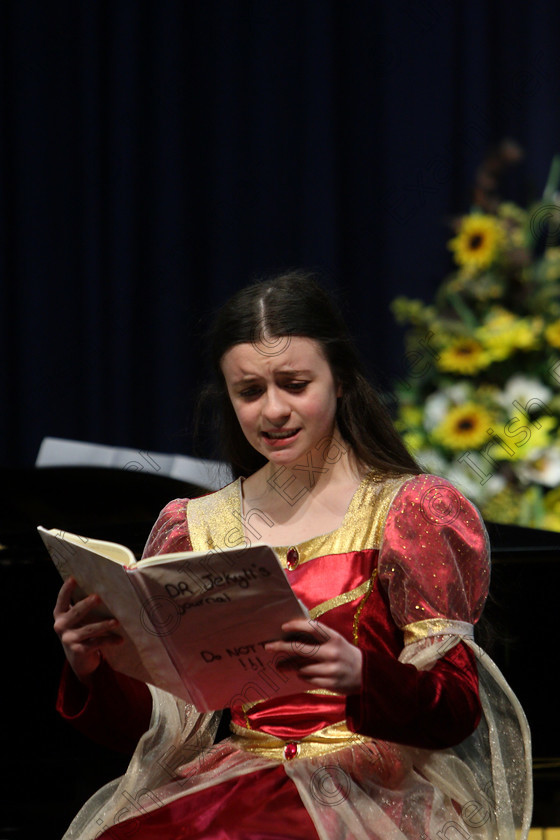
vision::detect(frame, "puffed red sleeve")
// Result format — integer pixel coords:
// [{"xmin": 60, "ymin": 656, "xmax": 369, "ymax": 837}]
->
[
  {"xmin": 56, "ymin": 498, "xmax": 193, "ymax": 750},
  {"xmin": 346, "ymin": 474, "xmax": 490, "ymax": 749},
  {"xmin": 141, "ymin": 498, "xmax": 193, "ymax": 558}
]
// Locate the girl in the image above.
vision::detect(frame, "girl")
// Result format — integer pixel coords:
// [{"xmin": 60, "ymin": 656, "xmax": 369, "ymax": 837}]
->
[{"xmin": 54, "ymin": 272, "xmax": 532, "ymax": 839}]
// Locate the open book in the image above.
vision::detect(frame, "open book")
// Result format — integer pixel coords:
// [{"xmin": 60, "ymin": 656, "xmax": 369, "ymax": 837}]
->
[{"xmin": 39, "ymin": 527, "xmax": 310, "ymax": 711}]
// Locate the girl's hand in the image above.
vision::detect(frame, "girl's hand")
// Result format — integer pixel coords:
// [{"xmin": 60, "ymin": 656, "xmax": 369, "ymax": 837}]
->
[
  {"xmin": 53, "ymin": 577, "xmax": 123, "ymax": 683},
  {"xmin": 265, "ymin": 618, "xmax": 363, "ymax": 695}
]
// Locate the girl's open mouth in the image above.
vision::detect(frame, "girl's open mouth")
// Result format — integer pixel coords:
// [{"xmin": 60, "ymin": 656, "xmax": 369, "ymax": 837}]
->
[{"xmin": 262, "ymin": 429, "xmax": 301, "ymax": 445}]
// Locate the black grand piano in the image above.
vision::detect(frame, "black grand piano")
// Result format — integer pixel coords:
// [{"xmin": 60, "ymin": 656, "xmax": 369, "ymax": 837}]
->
[{"xmin": 1, "ymin": 466, "xmax": 559, "ymax": 837}]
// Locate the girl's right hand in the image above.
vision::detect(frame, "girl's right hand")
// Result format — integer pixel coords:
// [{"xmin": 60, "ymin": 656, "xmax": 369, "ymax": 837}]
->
[{"xmin": 53, "ymin": 577, "xmax": 123, "ymax": 683}]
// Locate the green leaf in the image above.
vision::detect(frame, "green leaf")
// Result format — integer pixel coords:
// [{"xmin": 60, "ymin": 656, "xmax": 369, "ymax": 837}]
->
[
  {"xmin": 543, "ymin": 155, "xmax": 560, "ymax": 202},
  {"xmin": 445, "ymin": 292, "xmax": 479, "ymax": 330}
]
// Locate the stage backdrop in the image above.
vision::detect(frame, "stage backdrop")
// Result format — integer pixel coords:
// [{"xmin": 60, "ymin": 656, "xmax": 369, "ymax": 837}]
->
[{"xmin": 2, "ymin": 0, "xmax": 560, "ymax": 467}]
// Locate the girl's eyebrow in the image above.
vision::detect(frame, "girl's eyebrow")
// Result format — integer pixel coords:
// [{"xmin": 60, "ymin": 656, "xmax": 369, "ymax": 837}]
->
[
  {"xmin": 275, "ymin": 368, "xmax": 312, "ymax": 376},
  {"xmin": 232, "ymin": 368, "xmax": 312, "ymax": 385}
]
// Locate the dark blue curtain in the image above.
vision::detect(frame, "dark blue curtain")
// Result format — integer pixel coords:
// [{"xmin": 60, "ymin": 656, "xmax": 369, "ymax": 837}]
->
[{"xmin": 2, "ymin": 0, "xmax": 560, "ymax": 467}]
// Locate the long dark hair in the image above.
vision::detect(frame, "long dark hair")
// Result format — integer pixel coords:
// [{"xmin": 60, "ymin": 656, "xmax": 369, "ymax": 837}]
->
[{"xmin": 197, "ymin": 271, "xmax": 422, "ymax": 480}]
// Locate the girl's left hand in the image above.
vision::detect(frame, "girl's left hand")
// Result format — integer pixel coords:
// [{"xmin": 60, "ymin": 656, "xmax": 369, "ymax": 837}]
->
[{"xmin": 265, "ymin": 618, "xmax": 363, "ymax": 695}]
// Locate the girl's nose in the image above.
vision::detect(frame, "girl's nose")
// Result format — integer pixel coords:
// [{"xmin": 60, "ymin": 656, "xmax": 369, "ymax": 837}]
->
[{"xmin": 262, "ymin": 388, "xmax": 291, "ymax": 423}]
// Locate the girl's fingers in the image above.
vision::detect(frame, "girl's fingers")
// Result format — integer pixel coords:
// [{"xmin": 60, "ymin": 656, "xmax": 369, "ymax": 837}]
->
[
  {"xmin": 54, "ymin": 579, "xmax": 112, "ymax": 621},
  {"xmin": 75, "ymin": 632, "xmax": 124, "ymax": 651},
  {"xmin": 56, "ymin": 591, "xmax": 110, "ymax": 632},
  {"xmin": 70, "ymin": 593, "xmax": 102, "ymax": 622},
  {"xmin": 53, "ymin": 577, "xmax": 78, "ymax": 616},
  {"xmin": 266, "ymin": 640, "xmax": 322, "ymax": 661},
  {"xmin": 280, "ymin": 619, "xmax": 331, "ymax": 642},
  {"xmin": 265, "ymin": 621, "xmax": 330, "ymax": 655},
  {"xmin": 72, "ymin": 618, "xmax": 120, "ymax": 643}
]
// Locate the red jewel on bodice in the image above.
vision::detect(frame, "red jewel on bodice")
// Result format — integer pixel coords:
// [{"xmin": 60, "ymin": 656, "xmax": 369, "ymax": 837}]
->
[
  {"xmin": 283, "ymin": 742, "xmax": 299, "ymax": 760},
  {"xmin": 286, "ymin": 547, "xmax": 299, "ymax": 570}
]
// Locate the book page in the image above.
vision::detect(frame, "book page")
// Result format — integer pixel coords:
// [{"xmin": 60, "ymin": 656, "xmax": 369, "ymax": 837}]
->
[
  {"xmin": 38, "ymin": 527, "xmax": 189, "ymax": 699},
  {"xmin": 47, "ymin": 529, "xmax": 138, "ymax": 567},
  {"xmin": 128, "ymin": 543, "xmax": 312, "ymax": 711}
]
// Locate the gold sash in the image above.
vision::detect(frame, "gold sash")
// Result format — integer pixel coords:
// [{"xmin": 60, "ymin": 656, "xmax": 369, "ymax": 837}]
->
[{"xmin": 229, "ymin": 720, "xmax": 372, "ymax": 761}]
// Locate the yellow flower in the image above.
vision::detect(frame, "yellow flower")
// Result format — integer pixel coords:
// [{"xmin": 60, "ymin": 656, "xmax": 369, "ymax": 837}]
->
[
  {"xmin": 545, "ymin": 319, "xmax": 560, "ymax": 349},
  {"xmin": 489, "ymin": 415, "xmax": 557, "ymax": 462},
  {"xmin": 544, "ymin": 487, "xmax": 560, "ymax": 516},
  {"xmin": 496, "ymin": 321, "xmax": 539, "ymax": 353},
  {"xmin": 476, "ymin": 310, "xmax": 541, "ymax": 360},
  {"xmin": 398, "ymin": 405, "xmax": 424, "ymax": 428},
  {"xmin": 448, "ymin": 214, "xmax": 506, "ymax": 271},
  {"xmin": 433, "ymin": 403, "xmax": 494, "ymax": 451},
  {"xmin": 509, "ymin": 229, "xmax": 526, "ymax": 248},
  {"xmin": 482, "ymin": 308, "xmax": 515, "ymax": 327},
  {"xmin": 497, "ymin": 202, "xmax": 527, "ymax": 226},
  {"xmin": 480, "ymin": 487, "xmax": 522, "ymax": 525},
  {"xmin": 497, "ymin": 203, "xmax": 528, "ymax": 249},
  {"xmin": 540, "ymin": 247, "xmax": 560, "ymax": 280},
  {"xmin": 403, "ymin": 431, "xmax": 425, "ymax": 454},
  {"xmin": 437, "ymin": 338, "xmax": 492, "ymax": 375},
  {"xmin": 518, "ymin": 415, "xmax": 556, "ymax": 454},
  {"xmin": 542, "ymin": 512, "xmax": 560, "ymax": 533},
  {"xmin": 391, "ymin": 297, "xmax": 432, "ymax": 326},
  {"xmin": 475, "ymin": 383, "xmax": 501, "ymax": 401}
]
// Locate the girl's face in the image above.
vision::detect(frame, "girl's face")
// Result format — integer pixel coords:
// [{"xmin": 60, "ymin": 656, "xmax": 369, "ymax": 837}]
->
[{"xmin": 221, "ymin": 336, "xmax": 342, "ymax": 469}]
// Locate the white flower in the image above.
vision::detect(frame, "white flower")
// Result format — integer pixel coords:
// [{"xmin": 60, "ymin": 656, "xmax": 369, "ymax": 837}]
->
[
  {"xmin": 444, "ymin": 382, "xmax": 471, "ymax": 404},
  {"xmin": 423, "ymin": 392, "xmax": 450, "ymax": 431},
  {"xmin": 416, "ymin": 449, "xmax": 448, "ymax": 474},
  {"xmin": 515, "ymin": 447, "xmax": 560, "ymax": 487},
  {"xmin": 444, "ymin": 453, "xmax": 507, "ymax": 506},
  {"xmin": 497, "ymin": 375, "xmax": 552, "ymax": 411},
  {"xmin": 423, "ymin": 383, "xmax": 472, "ymax": 432}
]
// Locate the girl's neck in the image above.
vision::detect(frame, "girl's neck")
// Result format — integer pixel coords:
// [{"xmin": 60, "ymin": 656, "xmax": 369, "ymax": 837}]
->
[
  {"xmin": 244, "ymin": 441, "xmax": 365, "ymax": 503},
  {"xmin": 239, "ymin": 447, "xmax": 369, "ymax": 546}
]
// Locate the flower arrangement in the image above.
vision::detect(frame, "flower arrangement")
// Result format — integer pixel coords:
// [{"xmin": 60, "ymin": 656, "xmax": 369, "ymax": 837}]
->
[{"xmin": 391, "ymin": 142, "xmax": 560, "ymax": 531}]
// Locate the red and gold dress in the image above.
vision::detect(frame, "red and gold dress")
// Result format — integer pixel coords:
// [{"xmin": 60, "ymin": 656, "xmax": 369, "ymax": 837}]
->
[{"xmin": 57, "ymin": 472, "xmax": 532, "ymax": 840}]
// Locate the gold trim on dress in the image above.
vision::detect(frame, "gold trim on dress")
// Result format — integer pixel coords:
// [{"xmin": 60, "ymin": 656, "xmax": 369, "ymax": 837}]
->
[
  {"xmin": 309, "ymin": 578, "xmax": 372, "ymax": 620},
  {"xmin": 402, "ymin": 618, "xmax": 475, "ymax": 646},
  {"xmin": 186, "ymin": 471, "xmax": 413, "ymax": 558},
  {"xmin": 186, "ymin": 480, "xmax": 242, "ymax": 553},
  {"xmin": 352, "ymin": 571, "xmax": 378, "ymax": 645},
  {"xmin": 229, "ymin": 719, "xmax": 371, "ymax": 761}
]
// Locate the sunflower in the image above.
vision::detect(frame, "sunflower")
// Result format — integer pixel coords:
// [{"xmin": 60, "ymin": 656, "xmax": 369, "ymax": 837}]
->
[
  {"xmin": 433, "ymin": 402, "xmax": 494, "ymax": 451},
  {"xmin": 448, "ymin": 213, "xmax": 506, "ymax": 271},
  {"xmin": 545, "ymin": 319, "xmax": 560, "ymax": 349},
  {"xmin": 437, "ymin": 338, "xmax": 492, "ymax": 375}
]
